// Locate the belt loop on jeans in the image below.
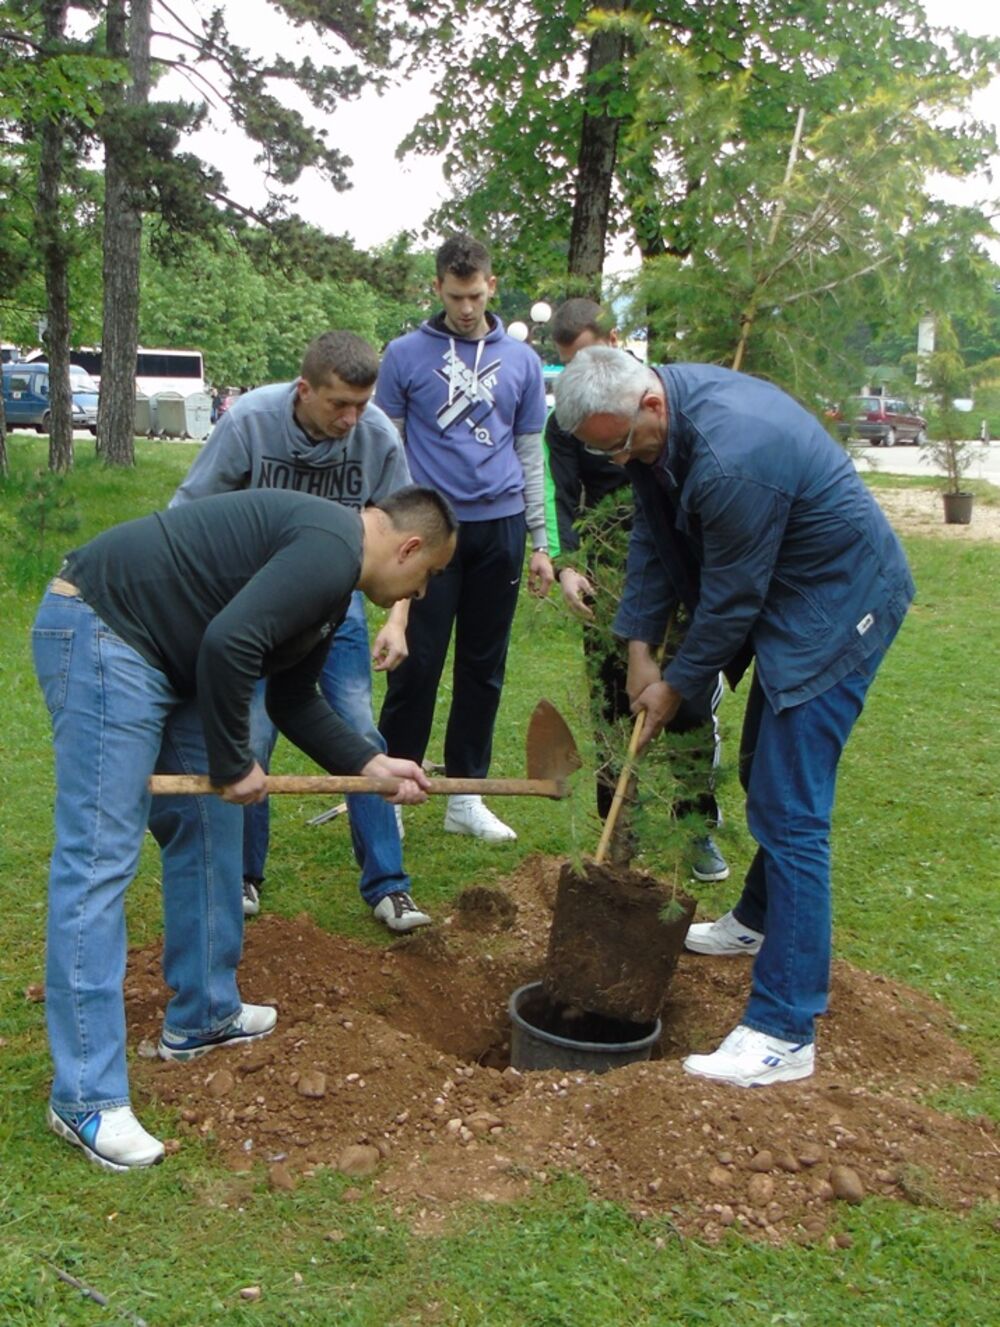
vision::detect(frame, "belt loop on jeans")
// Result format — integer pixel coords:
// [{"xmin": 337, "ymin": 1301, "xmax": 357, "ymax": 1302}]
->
[{"xmin": 50, "ymin": 576, "xmax": 81, "ymax": 598}]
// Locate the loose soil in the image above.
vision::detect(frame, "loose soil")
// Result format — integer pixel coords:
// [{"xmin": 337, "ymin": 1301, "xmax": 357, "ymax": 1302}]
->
[
  {"xmin": 128, "ymin": 856, "xmax": 1000, "ymax": 1245},
  {"xmin": 543, "ymin": 862, "xmax": 696, "ymax": 1023}
]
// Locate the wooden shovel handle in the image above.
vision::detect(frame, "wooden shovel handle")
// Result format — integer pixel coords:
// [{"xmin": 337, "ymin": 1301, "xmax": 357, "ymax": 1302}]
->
[
  {"xmin": 148, "ymin": 774, "xmax": 567, "ymax": 799},
  {"xmin": 593, "ymin": 710, "xmax": 645, "ymax": 866}
]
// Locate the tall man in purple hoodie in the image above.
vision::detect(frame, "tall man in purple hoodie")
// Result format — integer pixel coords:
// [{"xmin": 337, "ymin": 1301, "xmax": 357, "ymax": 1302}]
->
[{"xmin": 375, "ymin": 235, "xmax": 552, "ymax": 842}]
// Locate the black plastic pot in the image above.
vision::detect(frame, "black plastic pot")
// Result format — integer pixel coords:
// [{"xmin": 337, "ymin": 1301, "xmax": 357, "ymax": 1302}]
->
[
  {"xmin": 942, "ymin": 491, "xmax": 974, "ymax": 525},
  {"xmin": 508, "ymin": 981, "xmax": 661, "ymax": 1073}
]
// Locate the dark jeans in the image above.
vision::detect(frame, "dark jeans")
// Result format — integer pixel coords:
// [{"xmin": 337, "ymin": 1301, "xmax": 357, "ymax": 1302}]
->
[
  {"xmin": 379, "ymin": 512, "xmax": 526, "ymax": 778},
  {"xmin": 732, "ymin": 646, "xmax": 889, "ymax": 1044}
]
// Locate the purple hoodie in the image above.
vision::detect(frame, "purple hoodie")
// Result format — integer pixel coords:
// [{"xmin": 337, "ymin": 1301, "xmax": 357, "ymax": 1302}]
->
[{"xmin": 375, "ymin": 313, "xmax": 547, "ymax": 526}]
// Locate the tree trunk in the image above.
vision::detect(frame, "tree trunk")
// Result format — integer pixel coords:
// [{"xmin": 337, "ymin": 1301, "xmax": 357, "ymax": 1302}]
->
[
  {"xmin": 566, "ymin": 3, "xmax": 628, "ymax": 291},
  {"xmin": 37, "ymin": 1, "xmax": 74, "ymax": 474},
  {"xmin": 97, "ymin": 0, "xmax": 152, "ymax": 467}
]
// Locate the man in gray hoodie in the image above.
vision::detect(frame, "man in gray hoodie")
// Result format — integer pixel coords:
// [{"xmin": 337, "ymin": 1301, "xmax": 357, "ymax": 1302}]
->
[{"xmin": 165, "ymin": 330, "xmax": 431, "ymax": 933}]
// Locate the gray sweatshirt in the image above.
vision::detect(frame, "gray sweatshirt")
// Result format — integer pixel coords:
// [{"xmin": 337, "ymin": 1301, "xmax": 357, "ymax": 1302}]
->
[{"xmin": 171, "ymin": 381, "xmax": 411, "ymax": 509}]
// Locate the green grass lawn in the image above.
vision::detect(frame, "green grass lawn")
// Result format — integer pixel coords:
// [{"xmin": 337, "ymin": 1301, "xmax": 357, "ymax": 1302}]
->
[{"xmin": 1, "ymin": 434, "xmax": 997, "ymax": 1326}]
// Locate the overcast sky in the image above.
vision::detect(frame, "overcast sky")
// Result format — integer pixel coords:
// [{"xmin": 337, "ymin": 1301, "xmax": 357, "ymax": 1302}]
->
[{"xmin": 156, "ymin": 0, "xmax": 1000, "ymax": 260}]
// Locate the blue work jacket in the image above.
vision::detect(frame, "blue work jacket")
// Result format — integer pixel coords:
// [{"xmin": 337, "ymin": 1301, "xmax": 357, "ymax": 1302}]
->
[{"xmin": 612, "ymin": 364, "xmax": 915, "ymax": 713}]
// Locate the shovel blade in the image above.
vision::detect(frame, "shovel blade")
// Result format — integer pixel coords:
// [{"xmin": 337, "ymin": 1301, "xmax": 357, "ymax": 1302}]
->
[{"xmin": 525, "ymin": 699, "xmax": 582, "ymax": 785}]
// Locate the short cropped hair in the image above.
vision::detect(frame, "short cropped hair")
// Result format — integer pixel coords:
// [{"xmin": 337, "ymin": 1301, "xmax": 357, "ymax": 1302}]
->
[
  {"xmin": 378, "ymin": 485, "xmax": 458, "ymax": 547},
  {"xmin": 554, "ymin": 346, "xmax": 651, "ymax": 435},
  {"xmin": 300, "ymin": 331, "xmax": 379, "ymax": 389},
  {"xmin": 436, "ymin": 234, "xmax": 492, "ymax": 281},
  {"xmin": 551, "ymin": 298, "xmax": 614, "ymax": 347}
]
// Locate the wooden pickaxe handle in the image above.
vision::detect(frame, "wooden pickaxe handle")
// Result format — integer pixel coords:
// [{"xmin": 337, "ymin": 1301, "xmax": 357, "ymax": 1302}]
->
[{"xmin": 149, "ymin": 774, "xmax": 567, "ymax": 799}]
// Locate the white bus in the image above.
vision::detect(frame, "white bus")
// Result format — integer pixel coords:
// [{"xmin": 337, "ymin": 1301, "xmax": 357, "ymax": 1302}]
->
[{"xmin": 26, "ymin": 346, "xmax": 205, "ymax": 395}]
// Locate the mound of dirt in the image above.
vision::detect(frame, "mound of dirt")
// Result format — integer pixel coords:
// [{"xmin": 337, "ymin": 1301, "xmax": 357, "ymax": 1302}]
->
[{"xmin": 128, "ymin": 855, "xmax": 999, "ymax": 1244}]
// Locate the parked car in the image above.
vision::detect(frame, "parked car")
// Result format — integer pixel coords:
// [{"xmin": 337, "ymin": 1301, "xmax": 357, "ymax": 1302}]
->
[
  {"xmin": 834, "ymin": 395, "xmax": 928, "ymax": 447},
  {"xmin": 1, "ymin": 361, "xmax": 99, "ymax": 434}
]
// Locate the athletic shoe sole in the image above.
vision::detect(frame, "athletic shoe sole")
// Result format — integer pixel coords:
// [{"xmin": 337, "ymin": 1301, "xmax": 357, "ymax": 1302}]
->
[
  {"xmin": 684, "ymin": 935, "xmax": 762, "ymax": 956},
  {"xmin": 682, "ymin": 1057, "xmax": 814, "ymax": 1088},
  {"xmin": 691, "ymin": 864, "xmax": 731, "ymax": 883},
  {"xmin": 47, "ymin": 1107, "xmax": 163, "ymax": 1173},
  {"xmin": 376, "ymin": 914, "xmax": 433, "ymax": 933},
  {"xmin": 443, "ymin": 822, "xmax": 517, "ymax": 843},
  {"xmin": 158, "ymin": 1019, "xmax": 276, "ymax": 1063}
]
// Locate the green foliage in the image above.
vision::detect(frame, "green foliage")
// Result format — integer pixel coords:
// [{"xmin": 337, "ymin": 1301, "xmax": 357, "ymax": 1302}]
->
[
  {"xmin": 572, "ymin": 489, "xmax": 739, "ymax": 878},
  {"xmin": 138, "ymin": 228, "xmax": 433, "ymax": 384},
  {"xmin": 609, "ymin": 15, "xmax": 999, "ymax": 388},
  {"xmin": 0, "ymin": 8, "xmax": 115, "ymax": 347},
  {"xmin": 401, "ymin": 0, "xmax": 1000, "ymax": 382},
  {"xmin": 1, "ymin": 466, "xmax": 81, "ymax": 587}
]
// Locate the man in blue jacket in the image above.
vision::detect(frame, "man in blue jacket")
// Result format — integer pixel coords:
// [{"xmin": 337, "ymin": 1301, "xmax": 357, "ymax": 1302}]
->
[
  {"xmin": 554, "ymin": 347, "xmax": 914, "ymax": 1088},
  {"xmin": 544, "ymin": 299, "xmax": 729, "ymax": 882}
]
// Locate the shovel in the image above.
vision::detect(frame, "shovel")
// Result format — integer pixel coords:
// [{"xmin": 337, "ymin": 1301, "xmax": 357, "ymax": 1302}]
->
[{"xmin": 148, "ymin": 699, "xmax": 581, "ymax": 800}]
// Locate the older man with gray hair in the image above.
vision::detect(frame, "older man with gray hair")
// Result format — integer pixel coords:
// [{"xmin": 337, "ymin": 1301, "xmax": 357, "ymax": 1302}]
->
[{"xmin": 554, "ymin": 346, "xmax": 914, "ymax": 1088}]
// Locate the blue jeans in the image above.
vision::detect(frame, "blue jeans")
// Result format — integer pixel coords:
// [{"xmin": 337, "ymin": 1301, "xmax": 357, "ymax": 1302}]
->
[
  {"xmin": 33, "ymin": 592, "xmax": 244, "ymax": 1115},
  {"xmin": 243, "ymin": 592, "xmax": 409, "ymax": 907},
  {"xmin": 732, "ymin": 645, "xmax": 889, "ymax": 1044}
]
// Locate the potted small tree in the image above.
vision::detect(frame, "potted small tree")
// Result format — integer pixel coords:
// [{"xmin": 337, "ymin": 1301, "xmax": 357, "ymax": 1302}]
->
[{"xmin": 913, "ymin": 319, "xmax": 1000, "ymax": 524}]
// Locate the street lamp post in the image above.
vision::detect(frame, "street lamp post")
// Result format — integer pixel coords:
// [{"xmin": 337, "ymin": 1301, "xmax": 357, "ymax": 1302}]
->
[{"xmin": 508, "ymin": 301, "xmax": 553, "ymax": 344}]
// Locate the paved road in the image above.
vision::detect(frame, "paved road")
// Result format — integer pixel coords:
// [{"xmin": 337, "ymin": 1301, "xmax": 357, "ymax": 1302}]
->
[{"xmin": 852, "ymin": 441, "xmax": 1000, "ymax": 484}]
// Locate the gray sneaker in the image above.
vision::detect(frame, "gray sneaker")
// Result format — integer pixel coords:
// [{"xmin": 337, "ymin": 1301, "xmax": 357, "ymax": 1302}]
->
[
  {"xmin": 685, "ymin": 909, "xmax": 763, "ymax": 956},
  {"xmin": 373, "ymin": 891, "xmax": 432, "ymax": 933},
  {"xmin": 242, "ymin": 878, "xmax": 261, "ymax": 917},
  {"xmin": 691, "ymin": 835, "xmax": 730, "ymax": 882}
]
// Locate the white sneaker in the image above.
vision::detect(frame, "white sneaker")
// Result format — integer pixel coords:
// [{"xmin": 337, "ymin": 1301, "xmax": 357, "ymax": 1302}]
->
[
  {"xmin": 685, "ymin": 910, "xmax": 763, "ymax": 956},
  {"xmin": 48, "ymin": 1104, "xmax": 165, "ymax": 1172},
  {"xmin": 443, "ymin": 795, "xmax": 517, "ymax": 843},
  {"xmin": 394, "ymin": 804, "xmax": 405, "ymax": 843},
  {"xmin": 682, "ymin": 1024, "xmax": 815, "ymax": 1087}
]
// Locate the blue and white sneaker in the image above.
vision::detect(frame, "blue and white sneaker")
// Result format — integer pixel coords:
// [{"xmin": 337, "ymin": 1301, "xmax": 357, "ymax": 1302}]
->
[
  {"xmin": 682, "ymin": 1024, "xmax": 815, "ymax": 1087},
  {"xmin": 684, "ymin": 909, "xmax": 763, "ymax": 956},
  {"xmin": 157, "ymin": 1003, "xmax": 277, "ymax": 1063},
  {"xmin": 48, "ymin": 1104, "xmax": 164, "ymax": 1172}
]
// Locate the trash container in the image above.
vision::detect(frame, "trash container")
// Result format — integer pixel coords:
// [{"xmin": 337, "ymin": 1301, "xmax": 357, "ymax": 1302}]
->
[
  {"xmin": 183, "ymin": 391, "xmax": 212, "ymax": 440},
  {"xmin": 133, "ymin": 392, "xmax": 151, "ymax": 436},
  {"xmin": 150, "ymin": 391, "xmax": 185, "ymax": 438}
]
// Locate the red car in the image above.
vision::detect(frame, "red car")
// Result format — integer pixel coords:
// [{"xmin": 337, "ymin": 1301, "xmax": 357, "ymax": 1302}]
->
[{"xmin": 836, "ymin": 395, "xmax": 928, "ymax": 447}]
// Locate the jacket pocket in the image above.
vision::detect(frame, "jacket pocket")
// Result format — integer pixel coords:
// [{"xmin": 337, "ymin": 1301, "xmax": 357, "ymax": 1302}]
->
[{"xmin": 764, "ymin": 575, "xmax": 833, "ymax": 640}]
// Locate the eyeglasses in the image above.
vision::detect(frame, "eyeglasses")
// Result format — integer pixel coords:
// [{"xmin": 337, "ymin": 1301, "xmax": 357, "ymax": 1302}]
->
[{"xmin": 583, "ymin": 396, "xmax": 643, "ymax": 458}]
